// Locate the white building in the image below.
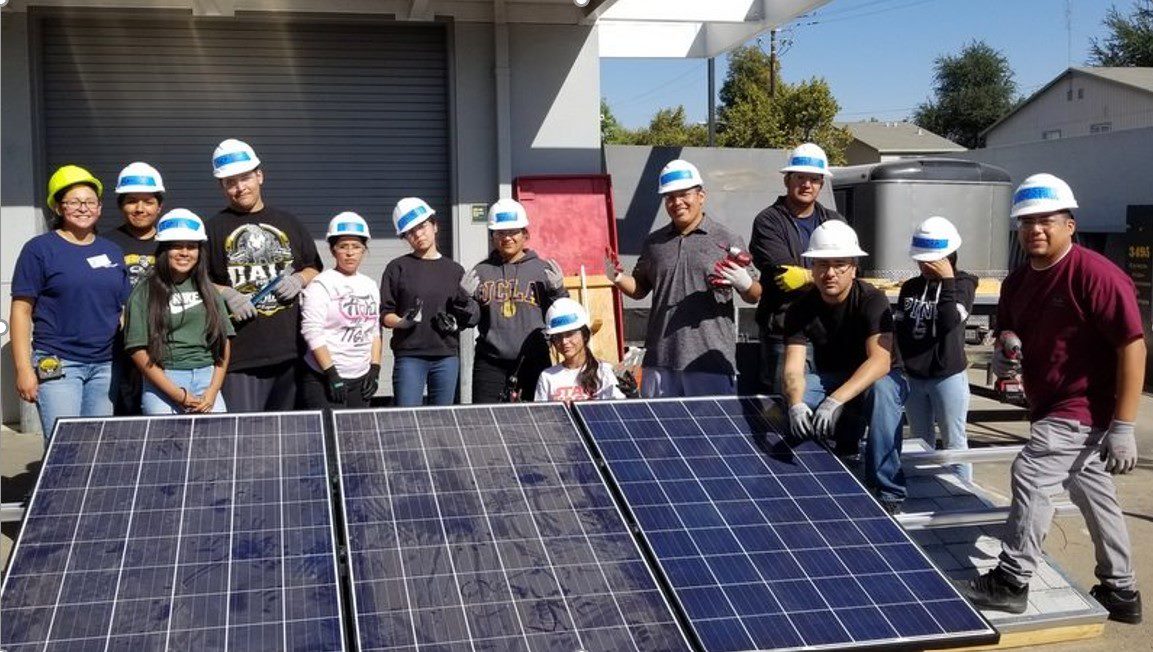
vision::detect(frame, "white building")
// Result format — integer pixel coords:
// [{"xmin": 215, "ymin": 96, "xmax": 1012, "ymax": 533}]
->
[
  {"xmin": 0, "ymin": 0, "xmax": 827, "ymax": 424},
  {"xmin": 983, "ymin": 67, "xmax": 1153, "ymax": 147},
  {"xmin": 838, "ymin": 120, "xmax": 964, "ymax": 166}
]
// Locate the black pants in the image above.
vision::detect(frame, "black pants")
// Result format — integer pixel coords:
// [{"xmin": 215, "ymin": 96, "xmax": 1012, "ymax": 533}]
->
[
  {"xmin": 221, "ymin": 359, "xmax": 298, "ymax": 413},
  {"xmin": 299, "ymin": 366, "xmax": 370, "ymax": 410},
  {"xmin": 472, "ymin": 349, "xmax": 550, "ymax": 404}
]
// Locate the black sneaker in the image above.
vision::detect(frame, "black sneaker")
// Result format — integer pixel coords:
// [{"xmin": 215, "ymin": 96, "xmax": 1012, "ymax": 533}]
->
[
  {"xmin": 956, "ymin": 568, "xmax": 1029, "ymax": 614},
  {"xmin": 1090, "ymin": 585, "xmax": 1143, "ymax": 624}
]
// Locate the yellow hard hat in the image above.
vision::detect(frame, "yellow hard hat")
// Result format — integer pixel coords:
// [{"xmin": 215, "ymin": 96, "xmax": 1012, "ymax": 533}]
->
[{"xmin": 46, "ymin": 165, "xmax": 103, "ymax": 211}]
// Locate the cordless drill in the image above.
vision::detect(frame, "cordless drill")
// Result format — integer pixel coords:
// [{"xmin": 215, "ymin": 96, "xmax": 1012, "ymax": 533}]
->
[
  {"xmin": 994, "ymin": 330, "xmax": 1025, "ymax": 404},
  {"xmin": 707, "ymin": 245, "xmax": 753, "ymax": 288}
]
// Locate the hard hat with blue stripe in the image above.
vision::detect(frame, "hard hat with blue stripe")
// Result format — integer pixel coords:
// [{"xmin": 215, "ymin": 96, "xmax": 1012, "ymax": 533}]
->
[
  {"xmin": 212, "ymin": 138, "xmax": 261, "ymax": 179},
  {"xmin": 780, "ymin": 142, "xmax": 833, "ymax": 178},
  {"xmin": 909, "ymin": 216, "xmax": 962, "ymax": 262},
  {"xmin": 327, "ymin": 212, "xmax": 371, "ymax": 241},
  {"xmin": 657, "ymin": 159, "xmax": 704, "ymax": 195},
  {"xmin": 156, "ymin": 208, "xmax": 207, "ymax": 242},
  {"xmin": 1010, "ymin": 173, "xmax": 1078, "ymax": 218},
  {"xmin": 487, "ymin": 198, "xmax": 530, "ymax": 231},
  {"xmin": 544, "ymin": 297, "xmax": 590, "ymax": 335},
  {"xmin": 392, "ymin": 197, "xmax": 435, "ymax": 236},
  {"xmin": 115, "ymin": 162, "xmax": 166, "ymax": 195}
]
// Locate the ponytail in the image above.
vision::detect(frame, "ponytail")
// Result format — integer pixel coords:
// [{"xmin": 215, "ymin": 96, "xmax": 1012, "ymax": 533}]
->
[{"xmin": 574, "ymin": 327, "xmax": 602, "ymax": 398}]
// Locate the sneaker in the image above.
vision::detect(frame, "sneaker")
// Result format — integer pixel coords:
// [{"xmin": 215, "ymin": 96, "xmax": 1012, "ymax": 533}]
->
[
  {"xmin": 1090, "ymin": 585, "xmax": 1143, "ymax": 624},
  {"xmin": 956, "ymin": 568, "xmax": 1029, "ymax": 614}
]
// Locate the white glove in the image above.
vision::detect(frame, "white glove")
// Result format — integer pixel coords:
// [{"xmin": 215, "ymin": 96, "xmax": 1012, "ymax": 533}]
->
[
  {"xmin": 221, "ymin": 287, "xmax": 257, "ymax": 321},
  {"xmin": 544, "ymin": 258, "xmax": 565, "ymax": 291},
  {"xmin": 717, "ymin": 261, "xmax": 754, "ymax": 293},
  {"xmin": 788, "ymin": 403, "xmax": 814, "ymax": 440},
  {"xmin": 394, "ymin": 299, "xmax": 424, "ymax": 330},
  {"xmin": 813, "ymin": 397, "xmax": 845, "ymax": 442},
  {"xmin": 604, "ymin": 248, "xmax": 623, "ymax": 283},
  {"xmin": 273, "ymin": 272, "xmax": 304, "ymax": 302},
  {"xmin": 460, "ymin": 269, "xmax": 480, "ymax": 297},
  {"xmin": 1101, "ymin": 420, "xmax": 1138, "ymax": 475}
]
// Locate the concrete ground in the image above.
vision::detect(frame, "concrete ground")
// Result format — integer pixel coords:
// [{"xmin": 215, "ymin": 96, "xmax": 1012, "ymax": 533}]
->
[{"xmin": 3, "ymin": 372, "xmax": 1153, "ymax": 649}]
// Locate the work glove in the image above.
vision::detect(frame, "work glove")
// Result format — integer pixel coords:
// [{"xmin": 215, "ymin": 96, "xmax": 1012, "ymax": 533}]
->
[
  {"xmin": 1100, "ymin": 419, "xmax": 1138, "ymax": 475},
  {"xmin": 775, "ymin": 265, "xmax": 812, "ymax": 292},
  {"xmin": 991, "ymin": 333, "xmax": 1023, "ymax": 379},
  {"xmin": 221, "ymin": 287, "xmax": 258, "ymax": 321},
  {"xmin": 813, "ymin": 396, "xmax": 845, "ymax": 442},
  {"xmin": 432, "ymin": 311, "xmax": 459, "ymax": 336},
  {"xmin": 361, "ymin": 364, "xmax": 381, "ymax": 402},
  {"xmin": 323, "ymin": 366, "xmax": 347, "ymax": 404},
  {"xmin": 273, "ymin": 272, "xmax": 305, "ymax": 302},
  {"xmin": 716, "ymin": 260, "xmax": 754, "ymax": 293},
  {"xmin": 460, "ymin": 269, "xmax": 481, "ymax": 298},
  {"xmin": 604, "ymin": 247, "xmax": 623, "ymax": 283},
  {"xmin": 394, "ymin": 299, "xmax": 424, "ymax": 330},
  {"xmin": 788, "ymin": 403, "xmax": 814, "ymax": 440},
  {"xmin": 544, "ymin": 258, "xmax": 565, "ymax": 291}
]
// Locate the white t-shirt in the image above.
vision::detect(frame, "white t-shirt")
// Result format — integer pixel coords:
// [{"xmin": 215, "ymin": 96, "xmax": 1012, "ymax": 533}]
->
[
  {"xmin": 534, "ymin": 361, "xmax": 625, "ymax": 402},
  {"xmin": 300, "ymin": 269, "xmax": 381, "ymax": 377}
]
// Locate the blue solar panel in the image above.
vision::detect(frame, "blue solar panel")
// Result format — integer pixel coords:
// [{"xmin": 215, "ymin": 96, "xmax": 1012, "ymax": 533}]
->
[
  {"xmin": 574, "ymin": 397, "xmax": 998, "ymax": 651},
  {"xmin": 1, "ymin": 413, "xmax": 345, "ymax": 652},
  {"xmin": 333, "ymin": 404, "xmax": 691, "ymax": 651}
]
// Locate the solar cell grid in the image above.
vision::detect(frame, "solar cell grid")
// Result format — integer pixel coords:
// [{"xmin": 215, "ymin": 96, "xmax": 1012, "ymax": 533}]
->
[
  {"xmin": 0, "ymin": 413, "xmax": 345, "ymax": 652},
  {"xmin": 334, "ymin": 404, "xmax": 690, "ymax": 652},
  {"xmin": 575, "ymin": 397, "xmax": 997, "ymax": 651}
]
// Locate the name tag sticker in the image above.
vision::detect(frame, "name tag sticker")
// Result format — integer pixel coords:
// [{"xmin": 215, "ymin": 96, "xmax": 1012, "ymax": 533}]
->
[{"xmin": 87, "ymin": 254, "xmax": 114, "ymax": 269}]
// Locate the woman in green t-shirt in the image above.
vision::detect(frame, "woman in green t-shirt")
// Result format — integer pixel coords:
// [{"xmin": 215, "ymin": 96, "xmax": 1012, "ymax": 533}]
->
[{"xmin": 124, "ymin": 209, "xmax": 234, "ymax": 414}]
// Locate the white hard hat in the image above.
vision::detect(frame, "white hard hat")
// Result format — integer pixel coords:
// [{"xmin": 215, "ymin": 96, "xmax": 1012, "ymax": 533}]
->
[
  {"xmin": 909, "ymin": 216, "xmax": 962, "ymax": 262},
  {"xmin": 155, "ymin": 209, "xmax": 207, "ymax": 242},
  {"xmin": 544, "ymin": 297, "xmax": 590, "ymax": 335},
  {"xmin": 115, "ymin": 162, "xmax": 165, "ymax": 194},
  {"xmin": 780, "ymin": 143, "xmax": 833, "ymax": 178},
  {"xmin": 326, "ymin": 212, "xmax": 371, "ymax": 240},
  {"xmin": 487, "ymin": 198, "xmax": 529, "ymax": 231},
  {"xmin": 393, "ymin": 197, "xmax": 435, "ymax": 236},
  {"xmin": 657, "ymin": 159, "xmax": 704, "ymax": 195},
  {"xmin": 802, "ymin": 220, "xmax": 868, "ymax": 258},
  {"xmin": 1010, "ymin": 173, "xmax": 1078, "ymax": 218},
  {"xmin": 212, "ymin": 138, "xmax": 261, "ymax": 179}
]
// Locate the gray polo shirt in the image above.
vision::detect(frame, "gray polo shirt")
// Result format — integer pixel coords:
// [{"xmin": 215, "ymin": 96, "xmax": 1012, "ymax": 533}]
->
[{"xmin": 632, "ymin": 214, "xmax": 752, "ymax": 375}]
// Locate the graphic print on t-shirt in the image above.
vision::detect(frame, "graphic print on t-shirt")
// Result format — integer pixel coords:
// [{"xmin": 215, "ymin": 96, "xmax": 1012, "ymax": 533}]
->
[
  {"xmin": 339, "ymin": 293, "xmax": 380, "ymax": 345},
  {"xmin": 123, "ymin": 253, "xmax": 155, "ymax": 287},
  {"xmin": 169, "ymin": 291, "xmax": 204, "ymax": 315},
  {"xmin": 548, "ymin": 385, "xmax": 591, "ymax": 402},
  {"xmin": 223, "ymin": 223, "xmax": 295, "ymax": 316}
]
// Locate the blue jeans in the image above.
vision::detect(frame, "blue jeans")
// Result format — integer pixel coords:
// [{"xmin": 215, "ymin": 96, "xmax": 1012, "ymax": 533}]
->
[
  {"xmin": 803, "ymin": 369, "xmax": 908, "ymax": 502},
  {"xmin": 640, "ymin": 367, "xmax": 736, "ymax": 398},
  {"xmin": 33, "ymin": 351, "xmax": 114, "ymax": 439},
  {"xmin": 393, "ymin": 355, "xmax": 460, "ymax": 406},
  {"xmin": 905, "ymin": 371, "xmax": 971, "ymax": 482},
  {"xmin": 142, "ymin": 366, "xmax": 227, "ymax": 415}
]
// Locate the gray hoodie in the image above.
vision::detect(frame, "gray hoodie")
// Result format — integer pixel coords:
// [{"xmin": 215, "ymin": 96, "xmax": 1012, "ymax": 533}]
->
[{"xmin": 470, "ymin": 249, "xmax": 568, "ymax": 362}]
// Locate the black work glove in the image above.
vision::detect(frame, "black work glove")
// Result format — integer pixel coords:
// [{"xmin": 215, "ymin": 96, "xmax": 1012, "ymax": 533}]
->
[
  {"xmin": 323, "ymin": 366, "xmax": 347, "ymax": 404},
  {"xmin": 432, "ymin": 311, "xmax": 459, "ymax": 336},
  {"xmin": 361, "ymin": 364, "xmax": 380, "ymax": 402},
  {"xmin": 615, "ymin": 369, "xmax": 639, "ymax": 399}
]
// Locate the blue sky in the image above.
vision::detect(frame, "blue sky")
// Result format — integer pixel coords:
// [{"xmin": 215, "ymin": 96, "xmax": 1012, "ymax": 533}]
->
[{"xmin": 601, "ymin": 0, "xmax": 1117, "ymax": 129}]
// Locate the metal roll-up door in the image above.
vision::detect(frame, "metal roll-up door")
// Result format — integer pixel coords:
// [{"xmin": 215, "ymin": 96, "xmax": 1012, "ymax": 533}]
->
[{"xmin": 39, "ymin": 14, "xmax": 450, "ymax": 283}]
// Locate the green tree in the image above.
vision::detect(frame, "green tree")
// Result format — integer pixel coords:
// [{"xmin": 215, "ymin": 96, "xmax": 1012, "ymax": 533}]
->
[
  {"xmin": 1090, "ymin": 1, "xmax": 1153, "ymax": 66},
  {"xmin": 913, "ymin": 40, "xmax": 1017, "ymax": 149},
  {"xmin": 600, "ymin": 98, "xmax": 632, "ymax": 144},
  {"xmin": 716, "ymin": 44, "xmax": 850, "ymax": 162},
  {"xmin": 631, "ymin": 106, "xmax": 708, "ymax": 147}
]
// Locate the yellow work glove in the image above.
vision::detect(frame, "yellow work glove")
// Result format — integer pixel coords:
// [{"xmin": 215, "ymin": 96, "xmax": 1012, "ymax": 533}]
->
[{"xmin": 775, "ymin": 265, "xmax": 812, "ymax": 291}]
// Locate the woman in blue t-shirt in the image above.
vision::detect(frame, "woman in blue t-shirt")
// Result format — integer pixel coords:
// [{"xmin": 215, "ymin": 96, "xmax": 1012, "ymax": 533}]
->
[{"xmin": 10, "ymin": 165, "xmax": 130, "ymax": 437}]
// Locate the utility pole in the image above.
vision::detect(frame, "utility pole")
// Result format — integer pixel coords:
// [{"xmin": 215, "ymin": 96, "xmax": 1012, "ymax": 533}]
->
[
  {"xmin": 707, "ymin": 57, "xmax": 716, "ymax": 146},
  {"xmin": 769, "ymin": 28, "xmax": 777, "ymax": 98}
]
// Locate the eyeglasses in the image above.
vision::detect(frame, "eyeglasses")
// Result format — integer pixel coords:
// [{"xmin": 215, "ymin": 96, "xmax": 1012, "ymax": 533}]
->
[
  {"xmin": 493, "ymin": 229, "xmax": 525, "ymax": 239},
  {"xmin": 60, "ymin": 199, "xmax": 100, "ymax": 211},
  {"xmin": 812, "ymin": 260, "xmax": 853, "ymax": 275},
  {"xmin": 333, "ymin": 243, "xmax": 365, "ymax": 252},
  {"xmin": 549, "ymin": 330, "xmax": 581, "ymax": 343},
  {"xmin": 789, "ymin": 174, "xmax": 824, "ymax": 187},
  {"xmin": 1015, "ymin": 215, "xmax": 1068, "ymax": 230},
  {"xmin": 663, "ymin": 189, "xmax": 700, "ymax": 204}
]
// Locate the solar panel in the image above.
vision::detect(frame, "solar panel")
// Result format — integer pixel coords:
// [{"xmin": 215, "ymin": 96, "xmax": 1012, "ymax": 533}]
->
[
  {"xmin": 333, "ymin": 404, "xmax": 691, "ymax": 651},
  {"xmin": 1, "ymin": 413, "xmax": 345, "ymax": 652},
  {"xmin": 573, "ymin": 397, "xmax": 998, "ymax": 651}
]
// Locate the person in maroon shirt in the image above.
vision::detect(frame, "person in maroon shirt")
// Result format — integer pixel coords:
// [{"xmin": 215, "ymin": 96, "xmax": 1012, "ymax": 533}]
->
[{"xmin": 958, "ymin": 174, "xmax": 1146, "ymax": 625}]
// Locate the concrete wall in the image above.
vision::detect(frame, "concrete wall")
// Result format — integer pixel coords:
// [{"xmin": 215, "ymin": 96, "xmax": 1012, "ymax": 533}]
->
[{"xmin": 987, "ymin": 73, "xmax": 1153, "ymax": 147}]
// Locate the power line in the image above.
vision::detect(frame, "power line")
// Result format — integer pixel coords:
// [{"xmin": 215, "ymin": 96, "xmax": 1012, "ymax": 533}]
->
[{"xmin": 798, "ymin": 0, "xmax": 945, "ymax": 26}]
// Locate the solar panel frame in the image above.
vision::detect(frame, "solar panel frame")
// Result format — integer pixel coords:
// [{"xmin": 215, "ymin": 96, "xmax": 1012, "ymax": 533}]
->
[
  {"xmin": 573, "ymin": 396, "xmax": 999, "ymax": 652},
  {"xmin": 332, "ymin": 403, "xmax": 693, "ymax": 652},
  {"xmin": 0, "ymin": 412, "xmax": 347, "ymax": 652}
]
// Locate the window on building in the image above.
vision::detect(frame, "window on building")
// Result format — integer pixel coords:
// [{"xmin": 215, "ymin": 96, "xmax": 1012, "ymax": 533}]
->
[
  {"xmin": 1078, "ymin": 88, "xmax": 1084, "ymax": 99},
  {"xmin": 1090, "ymin": 122, "xmax": 1112, "ymax": 133},
  {"xmin": 1066, "ymin": 89, "xmax": 1073, "ymax": 101},
  {"xmin": 1042, "ymin": 129, "xmax": 1062, "ymax": 140}
]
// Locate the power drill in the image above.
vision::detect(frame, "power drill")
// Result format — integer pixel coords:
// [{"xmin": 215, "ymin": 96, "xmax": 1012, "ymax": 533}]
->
[
  {"xmin": 707, "ymin": 245, "xmax": 753, "ymax": 288},
  {"xmin": 993, "ymin": 330, "xmax": 1025, "ymax": 404}
]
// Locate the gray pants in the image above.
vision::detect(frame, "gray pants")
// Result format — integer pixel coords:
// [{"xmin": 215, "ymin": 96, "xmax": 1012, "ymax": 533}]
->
[{"xmin": 998, "ymin": 417, "xmax": 1135, "ymax": 590}]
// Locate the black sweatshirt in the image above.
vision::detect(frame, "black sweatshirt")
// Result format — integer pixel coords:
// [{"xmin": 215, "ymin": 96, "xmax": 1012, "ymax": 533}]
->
[
  {"xmin": 894, "ymin": 272, "xmax": 978, "ymax": 379},
  {"xmin": 380, "ymin": 254, "xmax": 479, "ymax": 357}
]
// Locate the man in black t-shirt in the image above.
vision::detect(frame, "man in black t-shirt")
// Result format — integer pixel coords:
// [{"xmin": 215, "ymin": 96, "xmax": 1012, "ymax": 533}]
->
[
  {"xmin": 103, "ymin": 162, "xmax": 165, "ymax": 415},
  {"xmin": 206, "ymin": 139, "xmax": 322, "ymax": 412},
  {"xmin": 782, "ymin": 221, "xmax": 908, "ymax": 513}
]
